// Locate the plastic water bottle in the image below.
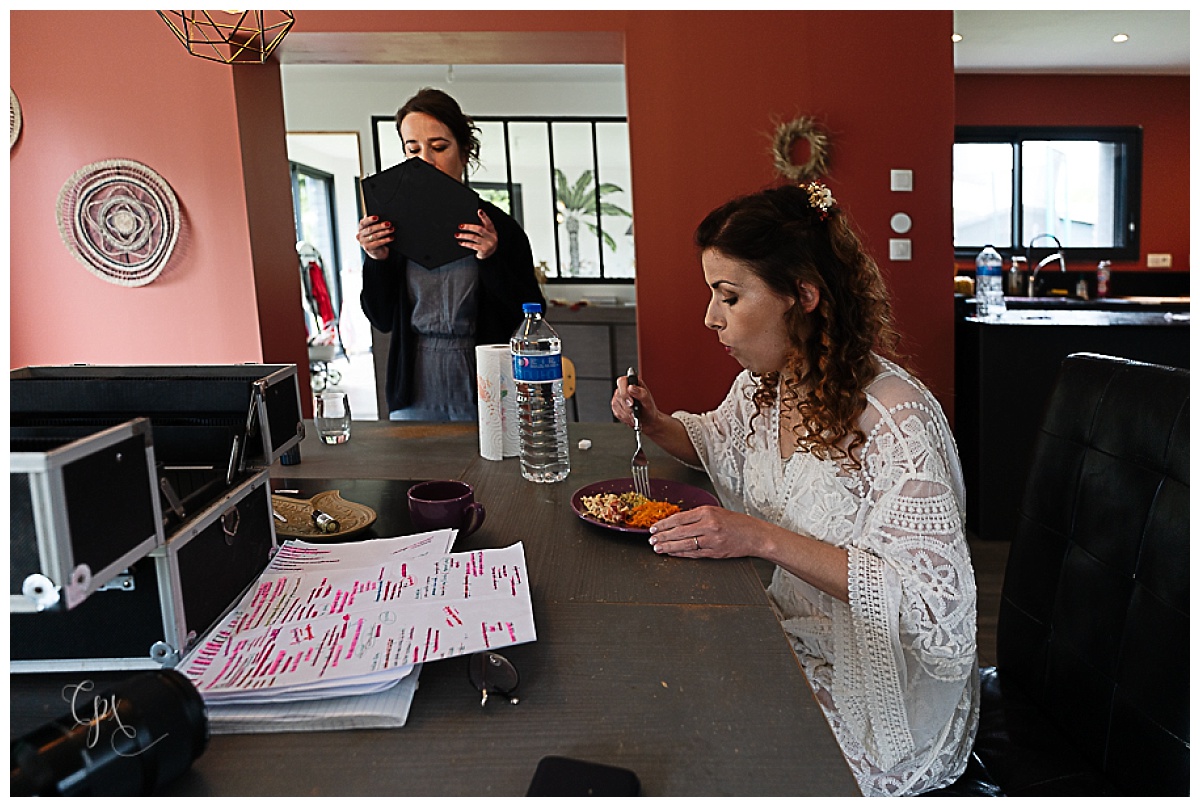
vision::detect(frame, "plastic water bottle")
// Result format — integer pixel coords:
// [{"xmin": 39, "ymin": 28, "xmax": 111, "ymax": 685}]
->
[
  {"xmin": 510, "ymin": 303, "xmax": 570, "ymax": 483},
  {"xmin": 975, "ymin": 245, "xmax": 1006, "ymax": 317}
]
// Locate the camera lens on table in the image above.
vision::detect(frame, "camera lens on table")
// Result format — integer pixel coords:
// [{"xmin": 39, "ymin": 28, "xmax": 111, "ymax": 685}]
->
[{"xmin": 10, "ymin": 669, "xmax": 210, "ymax": 796}]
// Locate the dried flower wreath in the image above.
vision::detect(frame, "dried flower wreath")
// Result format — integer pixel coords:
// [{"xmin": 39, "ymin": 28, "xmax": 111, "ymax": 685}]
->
[{"xmin": 771, "ymin": 116, "xmax": 830, "ymax": 183}]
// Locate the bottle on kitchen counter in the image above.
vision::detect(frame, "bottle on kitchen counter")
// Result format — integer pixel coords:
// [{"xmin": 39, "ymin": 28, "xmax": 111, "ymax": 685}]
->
[
  {"xmin": 1097, "ymin": 260, "xmax": 1111, "ymax": 299},
  {"xmin": 1007, "ymin": 256, "xmax": 1026, "ymax": 297},
  {"xmin": 975, "ymin": 245, "xmax": 1006, "ymax": 317}
]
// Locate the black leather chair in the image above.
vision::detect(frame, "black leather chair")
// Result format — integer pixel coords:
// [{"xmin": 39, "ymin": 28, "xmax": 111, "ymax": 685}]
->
[{"xmin": 929, "ymin": 352, "xmax": 1190, "ymax": 796}]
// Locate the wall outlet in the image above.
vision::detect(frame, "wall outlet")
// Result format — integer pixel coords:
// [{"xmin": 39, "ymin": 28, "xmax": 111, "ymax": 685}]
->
[
  {"xmin": 1147, "ymin": 253, "xmax": 1172, "ymax": 268},
  {"xmin": 889, "ymin": 238, "xmax": 912, "ymax": 261}
]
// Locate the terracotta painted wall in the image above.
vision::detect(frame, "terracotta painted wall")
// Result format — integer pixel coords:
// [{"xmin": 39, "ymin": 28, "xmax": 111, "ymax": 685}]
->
[
  {"xmin": 955, "ymin": 73, "xmax": 1190, "ymax": 273},
  {"xmin": 10, "ymin": 10, "xmax": 956, "ymax": 421},
  {"xmin": 622, "ymin": 11, "xmax": 955, "ymax": 415},
  {"xmin": 9, "ymin": 11, "xmax": 307, "ymax": 375}
]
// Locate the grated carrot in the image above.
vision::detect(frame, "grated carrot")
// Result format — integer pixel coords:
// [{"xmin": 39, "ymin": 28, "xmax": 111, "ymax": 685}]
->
[{"xmin": 626, "ymin": 500, "xmax": 681, "ymax": 528}]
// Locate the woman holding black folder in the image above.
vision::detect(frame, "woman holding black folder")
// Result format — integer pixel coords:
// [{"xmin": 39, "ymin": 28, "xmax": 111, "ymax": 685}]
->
[{"xmin": 357, "ymin": 88, "xmax": 544, "ymax": 421}]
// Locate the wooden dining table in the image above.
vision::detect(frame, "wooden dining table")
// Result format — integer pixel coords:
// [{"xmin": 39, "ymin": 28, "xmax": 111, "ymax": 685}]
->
[{"xmin": 10, "ymin": 420, "xmax": 861, "ymax": 796}]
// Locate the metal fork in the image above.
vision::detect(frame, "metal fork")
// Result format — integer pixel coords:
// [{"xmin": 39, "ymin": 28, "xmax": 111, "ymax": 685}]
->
[{"xmin": 626, "ymin": 368, "xmax": 651, "ymax": 499}]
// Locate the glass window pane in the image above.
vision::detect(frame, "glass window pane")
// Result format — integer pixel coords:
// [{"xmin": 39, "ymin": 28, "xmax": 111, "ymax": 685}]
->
[
  {"xmin": 507, "ymin": 122, "xmax": 556, "ymax": 279},
  {"xmin": 472, "ymin": 121, "xmax": 518, "ymax": 222},
  {"xmin": 1021, "ymin": 140, "xmax": 1117, "ymax": 248},
  {"xmin": 297, "ymin": 172, "xmax": 335, "ymax": 273},
  {"xmin": 475, "ymin": 121, "xmax": 506, "ymax": 182},
  {"xmin": 953, "ymin": 142, "xmax": 1013, "ymax": 249},
  {"xmin": 954, "ymin": 126, "xmax": 1139, "ymax": 260},
  {"xmin": 376, "ymin": 118, "xmax": 403, "ymax": 171},
  {"xmin": 595, "ymin": 121, "xmax": 635, "ymax": 279},
  {"xmin": 552, "ymin": 121, "xmax": 602, "ymax": 279},
  {"xmin": 375, "ymin": 114, "xmax": 637, "ymax": 282}
]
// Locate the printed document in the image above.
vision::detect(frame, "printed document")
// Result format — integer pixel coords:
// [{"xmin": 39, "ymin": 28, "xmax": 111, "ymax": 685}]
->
[{"xmin": 178, "ymin": 531, "xmax": 536, "ymax": 731}]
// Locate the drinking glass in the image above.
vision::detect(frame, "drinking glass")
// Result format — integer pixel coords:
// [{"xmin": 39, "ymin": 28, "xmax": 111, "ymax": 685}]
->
[{"xmin": 314, "ymin": 391, "xmax": 351, "ymax": 444}]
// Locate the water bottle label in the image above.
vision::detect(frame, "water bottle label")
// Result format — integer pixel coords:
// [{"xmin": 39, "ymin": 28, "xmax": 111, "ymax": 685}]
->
[{"xmin": 512, "ymin": 353, "xmax": 562, "ymax": 382}]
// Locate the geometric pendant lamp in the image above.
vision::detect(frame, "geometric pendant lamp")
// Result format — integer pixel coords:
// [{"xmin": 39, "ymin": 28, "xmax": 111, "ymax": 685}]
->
[{"xmin": 158, "ymin": 11, "xmax": 295, "ymax": 65}]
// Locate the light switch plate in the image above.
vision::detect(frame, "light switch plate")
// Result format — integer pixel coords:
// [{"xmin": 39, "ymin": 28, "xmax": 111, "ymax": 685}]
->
[
  {"xmin": 890, "ymin": 169, "xmax": 913, "ymax": 192},
  {"xmin": 1148, "ymin": 253, "xmax": 1172, "ymax": 267},
  {"xmin": 889, "ymin": 238, "xmax": 912, "ymax": 261},
  {"xmin": 890, "ymin": 212, "xmax": 912, "ymax": 234}
]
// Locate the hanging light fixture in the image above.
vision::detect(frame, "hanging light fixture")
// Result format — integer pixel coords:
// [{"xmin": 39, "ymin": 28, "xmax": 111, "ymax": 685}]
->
[{"xmin": 158, "ymin": 11, "xmax": 295, "ymax": 65}]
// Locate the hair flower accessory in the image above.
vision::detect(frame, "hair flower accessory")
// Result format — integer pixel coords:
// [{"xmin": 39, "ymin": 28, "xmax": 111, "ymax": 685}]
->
[{"xmin": 801, "ymin": 181, "xmax": 835, "ymax": 221}]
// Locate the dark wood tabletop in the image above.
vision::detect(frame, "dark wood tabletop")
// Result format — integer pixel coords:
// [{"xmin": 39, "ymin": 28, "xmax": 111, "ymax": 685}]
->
[{"xmin": 10, "ymin": 420, "xmax": 860, "ymax": 796}]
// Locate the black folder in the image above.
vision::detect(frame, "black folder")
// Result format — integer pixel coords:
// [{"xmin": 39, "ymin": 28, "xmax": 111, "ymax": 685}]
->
[{"xmin": 360, "ymin": 157, "xmax": 481, "ymax": 269}]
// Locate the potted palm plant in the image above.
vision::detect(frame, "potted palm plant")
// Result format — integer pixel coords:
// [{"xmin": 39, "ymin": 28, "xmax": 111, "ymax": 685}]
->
[{"xmin": 554, "ymin": 168, "xmax": 632, "ymax": 277}]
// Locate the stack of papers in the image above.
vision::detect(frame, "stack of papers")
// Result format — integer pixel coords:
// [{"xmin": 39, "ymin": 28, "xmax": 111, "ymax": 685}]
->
[{"xmin": 178, "ymin": 530, "xmax": 536, "ymax": 733}]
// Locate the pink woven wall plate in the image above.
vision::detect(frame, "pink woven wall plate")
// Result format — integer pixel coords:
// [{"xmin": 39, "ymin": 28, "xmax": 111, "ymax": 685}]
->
[
  {"xmin": 56, "ymin": 159, "xmax": 180, "ymax": 287},
  {"xmin": 10, "ymin": 88, "xmax": 21, "ymax": 148}
]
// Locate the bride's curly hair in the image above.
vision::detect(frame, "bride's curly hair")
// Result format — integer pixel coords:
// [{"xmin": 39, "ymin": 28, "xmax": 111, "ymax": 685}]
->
[{"xmin": 694, "ymin": 184, "xmax": 901, "ymax": 468}]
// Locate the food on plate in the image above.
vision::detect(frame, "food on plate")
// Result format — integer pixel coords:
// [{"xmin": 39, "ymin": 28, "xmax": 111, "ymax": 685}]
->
[
  {"xmin": 625, "ymin": 500, "xmax": 681, "ymax": 529},
  {"xmin": 580, "ymin": 491, "xmax": 681, "ymax": 528},
  {"xmin": 581, "ymin": 492, "xmax": 627, "ymax": 524}
]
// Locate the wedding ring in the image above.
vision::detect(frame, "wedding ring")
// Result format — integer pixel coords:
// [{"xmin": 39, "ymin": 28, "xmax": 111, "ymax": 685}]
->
[{"xmin": 693, "ymin": 537, "xmax": 700, "ymax": 551}]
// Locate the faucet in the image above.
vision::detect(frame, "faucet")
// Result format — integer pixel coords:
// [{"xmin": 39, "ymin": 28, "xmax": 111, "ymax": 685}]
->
[{"xmin": 1026, "ymin": 233, "xmax": 1065, "ymax": 297}]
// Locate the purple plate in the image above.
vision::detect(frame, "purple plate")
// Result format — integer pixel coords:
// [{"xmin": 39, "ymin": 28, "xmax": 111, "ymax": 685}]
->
[{"xmin": 571, "ymin": 478, "xmax": 720, "ymax": 535}]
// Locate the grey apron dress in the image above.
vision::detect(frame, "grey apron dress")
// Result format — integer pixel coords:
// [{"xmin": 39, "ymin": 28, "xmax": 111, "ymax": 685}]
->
[{"xmin": 388, "ymin": 254, "xmax": 480, "ymax": 421}]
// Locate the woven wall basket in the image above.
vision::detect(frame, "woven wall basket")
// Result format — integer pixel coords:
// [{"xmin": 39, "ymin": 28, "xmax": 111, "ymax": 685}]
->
[
  {"xmin": 10, "ymin": 89, "xmax": 21, "ymax": 148},
  {"xmin": 57, "ymin": 159, "xmax": 181, "ymax": 287}
]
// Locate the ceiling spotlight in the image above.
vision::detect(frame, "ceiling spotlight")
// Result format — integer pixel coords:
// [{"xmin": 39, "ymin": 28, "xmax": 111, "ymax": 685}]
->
[
  {"xmin": 951, "ymin": 33, "xmax": 963, "ymax": 43},
  {"xmin": 1112, "ymin": 33, "xmax": 1130, "ymax": 43}
]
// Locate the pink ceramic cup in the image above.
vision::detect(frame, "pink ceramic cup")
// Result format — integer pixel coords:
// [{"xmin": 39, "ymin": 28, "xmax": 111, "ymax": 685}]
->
[{"xmin": 407, "ymin": 480, "xmax": 486, "ymax": 537}]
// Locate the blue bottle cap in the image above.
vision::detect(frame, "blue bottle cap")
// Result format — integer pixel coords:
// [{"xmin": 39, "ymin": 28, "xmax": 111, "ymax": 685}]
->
[{"xmin": 522, "ymin": 303, "xmax": 543, "ymax": 314}]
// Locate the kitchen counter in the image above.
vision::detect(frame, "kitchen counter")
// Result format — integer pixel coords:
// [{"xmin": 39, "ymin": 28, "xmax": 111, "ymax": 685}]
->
[
  {"xmin": 959, "ymin": 292, "xmax": 1190, "ymax": 313},
  {"xmin": 1005, "ymin": 295, "xmax": 1189, "ymax": 309},
  {"xmin": 544, "ymin": 304, "xmax": 637, "ymax": 422},
  {"xmin": 967, "ymin": 308, "xmax": 1190, "ymax": 327},
  {"xmin": 544, "ymin": 300, "xmax": 637, "ymax": 323},
  {"xmin": 955, "ymin": 303, "xmax": 1189, "ymax": 541}
]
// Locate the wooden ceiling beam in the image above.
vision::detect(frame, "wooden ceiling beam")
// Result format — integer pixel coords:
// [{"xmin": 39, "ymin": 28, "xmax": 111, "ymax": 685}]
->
[{"xmin": 277, "ymin": 31, "xmax": 624, "ymax": 65}]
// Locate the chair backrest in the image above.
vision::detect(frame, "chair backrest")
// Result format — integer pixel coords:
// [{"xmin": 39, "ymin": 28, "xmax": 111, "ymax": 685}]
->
[
  {"xmin": 562, "ymin": 356, "xmax": 577, "ymax": 400},
  {"xmin": 997, "ymin": 352, "xmax": 1189, "ymax": 795}
]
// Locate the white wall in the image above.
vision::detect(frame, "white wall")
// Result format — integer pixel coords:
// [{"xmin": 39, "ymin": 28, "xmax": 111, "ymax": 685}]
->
[{"xmin": 280, "ymin": 64, "xmax": 635, "ymax": 304}]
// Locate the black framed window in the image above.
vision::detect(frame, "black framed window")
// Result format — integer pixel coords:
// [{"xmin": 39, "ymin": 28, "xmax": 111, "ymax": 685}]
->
[
  {"xmin": 289, "ymin": 161, "xmax": 342, "ymax": 316},
  {"xmin": 953, "ymin": 126, "xmax": 1142, "ymax": 261},
  {"xmin": 373, "ymin": 115, "xmax": 634, "ymax": 282}
]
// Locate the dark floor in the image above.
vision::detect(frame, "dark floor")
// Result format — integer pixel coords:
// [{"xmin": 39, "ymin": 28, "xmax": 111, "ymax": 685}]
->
[
  {"xmin": 968, "ymin": 534, "xmax": 1009, "ymax": 668},
  {"xmin": 751, "ymin": 534, "xmax": 1009, "ymax": 668}
]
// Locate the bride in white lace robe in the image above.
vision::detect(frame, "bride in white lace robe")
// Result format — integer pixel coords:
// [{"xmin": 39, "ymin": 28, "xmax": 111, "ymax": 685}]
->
[
  {"xmin": 612, "ymin": 182, "xmax": 978, "ymax": 796},
  {"xmin": 674, "ymin": 361, "xmax": 978, "ymax": 796}
]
